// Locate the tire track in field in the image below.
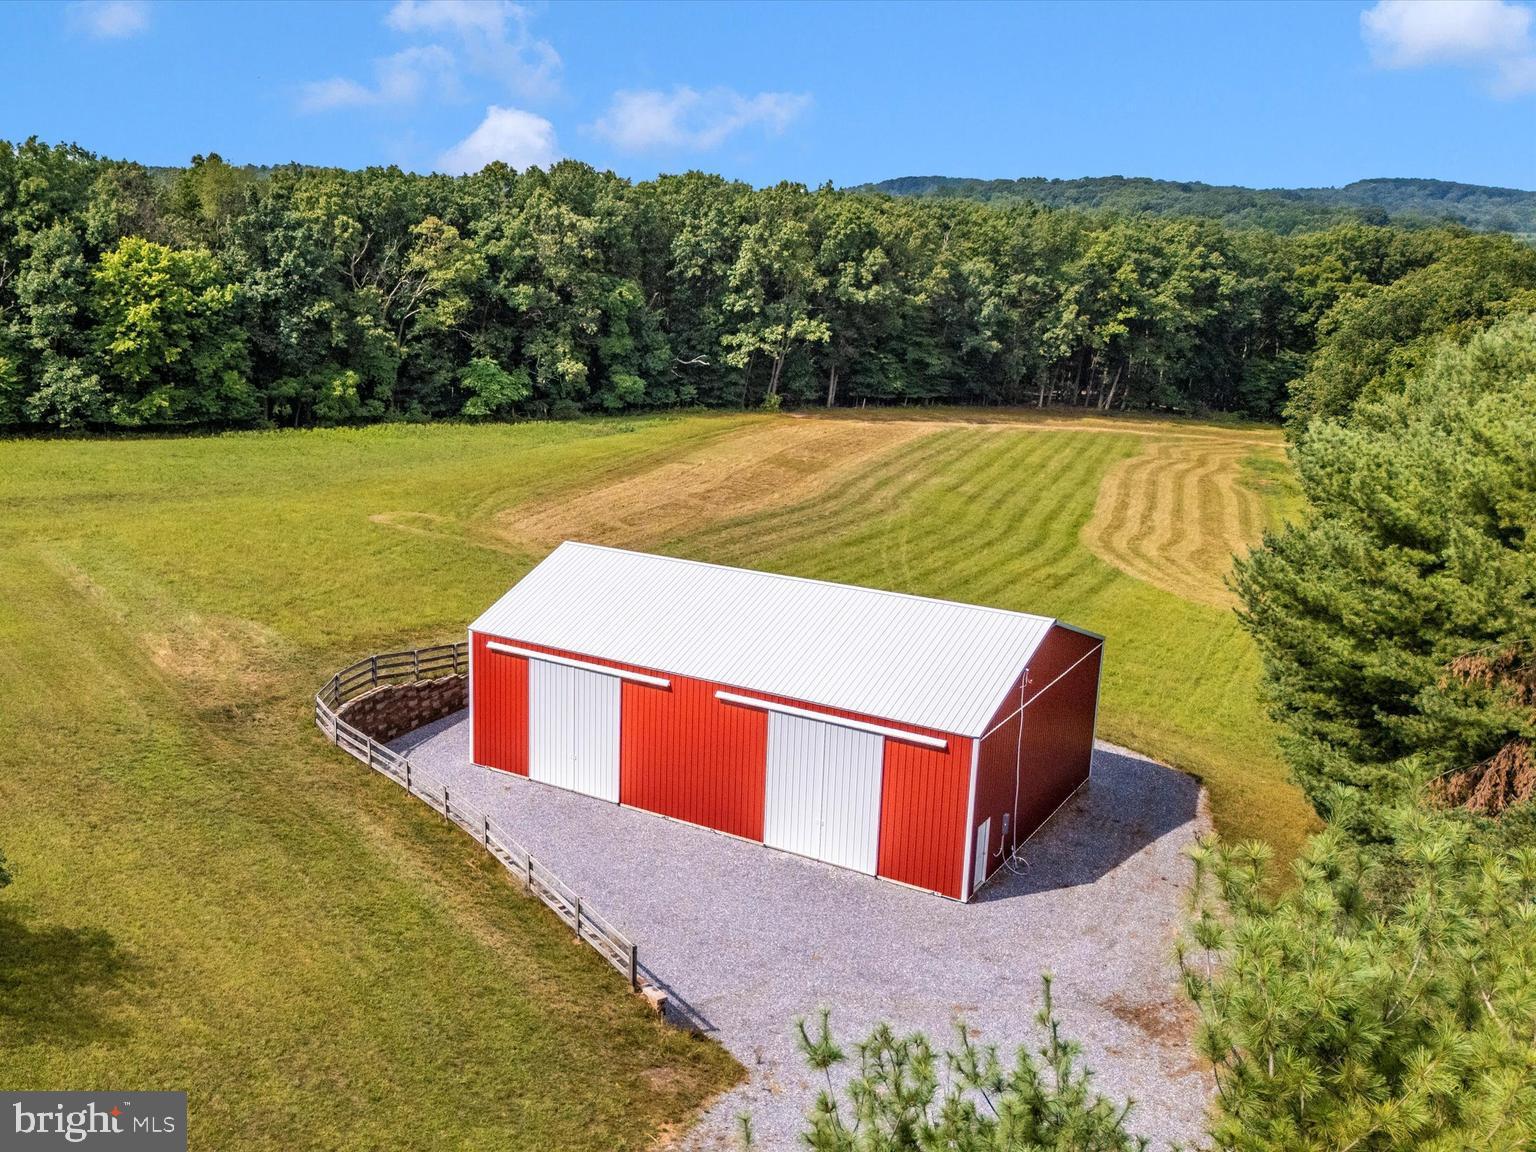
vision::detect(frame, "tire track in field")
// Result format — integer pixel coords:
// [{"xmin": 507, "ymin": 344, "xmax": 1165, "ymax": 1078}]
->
[
  {"xmin": 797, "ymin": 427, "xmax": 1036, "ymax": 593},
  {"xmin": 874, "ymin": 431, "xmax": 1040, "ymax": 600},
  {"xmin": 1081, "ymin": 439, "xmax": 1281, "ymax": 609},
  {"xmin": 677, "ymin": 425, "xmax": 1137, "ymax": 625},
  {"xmin": 900, "ymin": 432, "xmax": 1101, "ymax": 598},
  {"xmin": 960, "ymin": 437, "xmax": 1128, "ymax": 608},
  {"xmin": 1146, "ymin": 446, "xmax": 1232, "ymax": 599}
]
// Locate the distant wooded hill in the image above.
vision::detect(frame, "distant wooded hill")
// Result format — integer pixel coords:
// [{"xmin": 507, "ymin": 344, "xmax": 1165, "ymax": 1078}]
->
[{"xmin": 856, "ymin": 175, "xmax": 1536, "ymax": 236}]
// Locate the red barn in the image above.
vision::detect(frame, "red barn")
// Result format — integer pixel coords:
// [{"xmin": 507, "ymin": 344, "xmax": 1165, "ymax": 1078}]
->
[{"xmin": 469, "ymin": 542, "xmax": 1103, "ymax": 901}]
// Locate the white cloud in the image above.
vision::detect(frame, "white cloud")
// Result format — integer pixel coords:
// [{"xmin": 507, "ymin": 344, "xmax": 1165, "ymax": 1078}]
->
[
  {"xmin": 299, "ymin": 0, "xmax": 559, "ymax": 115},
  {"xmin": 590, "ymin": 86, "xmax": 812, "ymax": 153},
  {"xmin": 67, "ymin": 0, "xmax": 149, "ymax": 39},
  {"xmin": 299, "ymin": 46, "xmax": 457, "ymax": 113},
  {"xmin": 437, "ymin": 106, "xmax": 559, "ymax": 174},
  {"xmin": 1361, "ymin": 0, "xmax": 1536, "ymax": 96},
  {"xmin": 387, "ymin": 0, "xmax": 507, "ymax": 39},
  {"xmin": 387, "ymin": 0, "xmax": 560, "ymax": 100}
]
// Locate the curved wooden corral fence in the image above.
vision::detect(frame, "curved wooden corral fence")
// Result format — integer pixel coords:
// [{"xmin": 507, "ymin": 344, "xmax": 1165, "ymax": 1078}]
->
[{"xmin": 315, "ymin": 643, "xmax": 663, "ymax": 1010}]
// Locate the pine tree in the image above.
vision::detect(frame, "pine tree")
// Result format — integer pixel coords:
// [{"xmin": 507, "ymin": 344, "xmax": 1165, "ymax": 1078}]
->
[
  {"xmin": 765, "ymin": 977, "xmax": 1148, "ymax": 1151},
  {"xmin": 1178, "ymin": 817, "xmax": 1536, "ymax": 1151},
  {"xmin": 1234, "ymin": 316, "xmax": 1536, "ymax": 838}
]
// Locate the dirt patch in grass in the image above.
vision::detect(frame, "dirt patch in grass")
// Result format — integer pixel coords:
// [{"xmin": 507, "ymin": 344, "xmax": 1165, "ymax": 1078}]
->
[
  {"xmin": 44, "ymin": 550, "xmax": 293, "ymax": 713},
  {"xmin": 1081, "ymin": 440, "xmax": 1284, "ymax": 608},
  {"xmin": 495, "ymin": 418, "xmax": 938, "ymax": 552},
  {"xmin": 144, "ymin": 616, "xmax": 292, "ymax": 704},
  {"xmin": 1098, "ymin": 991, "xmax": 1205, "ymax": 1078}
]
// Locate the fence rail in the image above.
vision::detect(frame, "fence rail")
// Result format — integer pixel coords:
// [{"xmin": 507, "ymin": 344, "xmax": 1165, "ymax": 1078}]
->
[{"xmin": 315, "ymin": 643, "xmax": 653, "ymax": 1003}]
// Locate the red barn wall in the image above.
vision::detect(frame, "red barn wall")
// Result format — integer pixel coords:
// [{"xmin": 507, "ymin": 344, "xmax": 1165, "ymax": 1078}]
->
[
  {"xmin": 1016, "ymin": 639, "xmax": 1101, "ymax": 838},
  {"xmin": 619, "ymin": 673, "xmax": 768, "ymax": 841},
  {"xmin": 973, "ymin": 705, "xmax": 1021, "ymax": 890},
  {"xmin": 877, "ymin": 736, "xmax": 972, "ymax": 899},
  {"xmin": 970, "ymin": 625, "xmax": 1103, "ymax": 898},
  {"xmin": 469, "ymin": 630, "xmax": 973, "ymax": 898},
  {"xmin": 470, "ymin": 630, "xmax": 528, "ymax": 775}
]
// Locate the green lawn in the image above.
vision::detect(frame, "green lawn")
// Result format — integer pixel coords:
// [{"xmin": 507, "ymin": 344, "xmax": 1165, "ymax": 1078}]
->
[
  {"xmin": 0, "ymin": 419, "xmax": 747, "ymax": 1151},
  {"xmin": 0, "ymin": 411, "xmax": 1313, "ymax": 1147}
]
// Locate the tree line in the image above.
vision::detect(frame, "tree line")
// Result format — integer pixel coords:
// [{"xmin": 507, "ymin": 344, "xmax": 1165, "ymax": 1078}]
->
[{"xmin": 3, "ymin": 138, "xmax": 1533, "ymax": 432}]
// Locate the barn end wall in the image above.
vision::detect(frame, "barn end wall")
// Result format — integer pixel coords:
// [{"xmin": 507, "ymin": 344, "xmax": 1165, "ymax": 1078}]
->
[
  {"xmin": 469, "ymin": 631, "xmax": 973, "ymax": 898},
  {"xmin": 969, "ymin": 625, "xmax": 1103, "ymax": 898}
]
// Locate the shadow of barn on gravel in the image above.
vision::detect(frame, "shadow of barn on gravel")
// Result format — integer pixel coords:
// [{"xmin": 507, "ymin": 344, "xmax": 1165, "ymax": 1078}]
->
[{"xmin": 974, "ymin": 747, "xmax": 1202, "ymax": 903}]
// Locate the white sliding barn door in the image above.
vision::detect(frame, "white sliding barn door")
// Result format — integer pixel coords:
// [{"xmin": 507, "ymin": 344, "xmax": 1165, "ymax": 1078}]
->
[
  {"xmin": 764, "ymin": 713, "xmax": 827, "ymax": 862},
  {"xmin": 764, "ymin": 712, "xmax": 883, "ymax": 875},
  {"xmin": 528, "ymin": 659, "xmax": 620, "ymax": 802}
]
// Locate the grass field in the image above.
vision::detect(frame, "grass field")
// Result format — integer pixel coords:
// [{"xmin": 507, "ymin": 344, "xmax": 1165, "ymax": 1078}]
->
[{"xmin": 0, "ymin": 410, "xmax": 1315, "ymax": 1148}]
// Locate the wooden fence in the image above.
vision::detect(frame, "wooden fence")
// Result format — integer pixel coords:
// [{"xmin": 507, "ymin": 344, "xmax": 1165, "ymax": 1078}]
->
[{"xmin": 314, "ymin": 643, "xmax": 658, "ymax": 1007}]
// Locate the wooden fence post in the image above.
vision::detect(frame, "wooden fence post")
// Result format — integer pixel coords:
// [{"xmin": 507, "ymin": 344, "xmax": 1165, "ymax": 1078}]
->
[
  {"xmin": 482, "ymin": 814, "xmax": 489, "ymax": 846},
  {"xmin": 574, "ymin": 897, "xmax": 582, "ymax": 939},
  {"xmin": 405, "ymin": 760, "xmax": 411, "ymax": 793},
  {"xmin": 412, "ymin": 648, "xmax": 420, "ymax": 680},
  {"xmin": 370, "ymin": 655, "xmax": 378, "ymax": 689},
  {"xmin": 630, "ymin": 944, "xmax": 638, "ymax": 992},
  {"xmin": 443, "ymin": 786, "xmax": 450, "ymax": 822},
  {"xmin": 525, "ymin": 854, "xmax": 533, "ymax": 891}
]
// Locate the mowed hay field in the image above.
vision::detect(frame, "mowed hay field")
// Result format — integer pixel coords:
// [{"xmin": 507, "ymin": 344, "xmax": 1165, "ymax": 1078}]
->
[{"xmin": 0, "ymin": 411, "xmax": 1313, "ymax": 1148}]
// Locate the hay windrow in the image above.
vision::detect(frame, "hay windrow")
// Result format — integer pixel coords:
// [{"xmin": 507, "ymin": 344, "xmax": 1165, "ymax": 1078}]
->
[{"xmin": 1081, "ymin": 440, "xmax": 1284, "ymax": 609}]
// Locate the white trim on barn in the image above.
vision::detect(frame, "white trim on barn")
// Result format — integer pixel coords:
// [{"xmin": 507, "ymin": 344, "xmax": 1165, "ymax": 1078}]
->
[
  {"xmin": 486, "ymin": 641, "xmax": 672, "ymax": 688},
  {"xmin": 961, "ymin": 733, "xmax": 981, "ymax": 900},
  {"xmin": 715, "ymin": 691, "xmax": 949, "ymax": 750}
]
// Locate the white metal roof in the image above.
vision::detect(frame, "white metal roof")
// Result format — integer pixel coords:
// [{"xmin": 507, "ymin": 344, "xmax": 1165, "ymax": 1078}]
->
[{"xmin": 469, "ymin": 542, "xmax": 1057, "ymax": 738}]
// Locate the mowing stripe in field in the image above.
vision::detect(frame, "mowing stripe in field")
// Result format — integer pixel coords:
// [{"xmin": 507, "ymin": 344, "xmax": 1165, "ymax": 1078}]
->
[{"xmin": 1081, "ymin": 438, "xmax": 1288, "ymax": 609}]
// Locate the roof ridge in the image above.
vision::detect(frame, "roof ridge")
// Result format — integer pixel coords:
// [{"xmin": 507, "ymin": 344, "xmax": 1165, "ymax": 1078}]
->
[{"xmin": 556, "ymin": 540, "xmax": 1057, "ymax": 627}]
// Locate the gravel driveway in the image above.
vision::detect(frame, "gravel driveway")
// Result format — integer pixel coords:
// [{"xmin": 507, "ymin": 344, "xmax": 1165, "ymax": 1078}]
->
[{"xmin": 393, "ymin": 713, "xmax": 1211, "ymax": 1150}]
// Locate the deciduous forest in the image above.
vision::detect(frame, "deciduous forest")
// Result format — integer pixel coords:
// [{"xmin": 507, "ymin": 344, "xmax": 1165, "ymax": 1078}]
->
[{"xmin": 3, "ymin": 138, "xmax": 1534, "ymax": 432}]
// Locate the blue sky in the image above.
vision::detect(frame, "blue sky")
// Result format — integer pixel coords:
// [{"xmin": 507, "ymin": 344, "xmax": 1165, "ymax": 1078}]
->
[{"xmin": 1, "ymin": 0, "xmax": 1533, "ymax": 189}]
